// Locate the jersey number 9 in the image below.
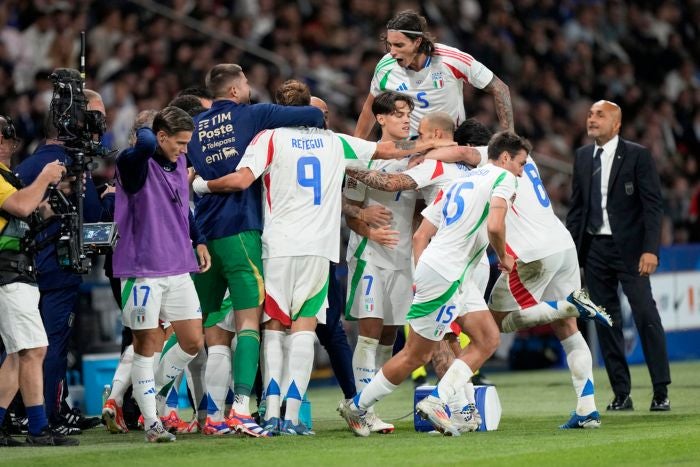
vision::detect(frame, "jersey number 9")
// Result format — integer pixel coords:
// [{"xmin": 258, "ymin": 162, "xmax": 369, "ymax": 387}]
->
[{"xmin": 297, "ymin": 156, "xmax": 321, "ymax": 205}]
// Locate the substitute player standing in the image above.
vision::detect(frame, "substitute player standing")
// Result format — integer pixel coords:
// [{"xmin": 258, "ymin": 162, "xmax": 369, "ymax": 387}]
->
[
  {"xmin": 354, "ymin": 10, "xmax": 513, "ymax": 139},
  {"xmin": 113, "ymin": 107, "xmax": 206, "ymax": 442}
]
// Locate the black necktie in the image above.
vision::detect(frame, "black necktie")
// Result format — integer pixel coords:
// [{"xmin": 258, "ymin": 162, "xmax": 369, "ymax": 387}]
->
[{"xmin": 588, "ymin": 147, "xmax": 604, "ymax": 234}]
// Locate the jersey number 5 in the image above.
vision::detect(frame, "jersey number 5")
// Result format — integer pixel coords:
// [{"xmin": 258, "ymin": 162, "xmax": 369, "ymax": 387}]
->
[{"xmin": 297, "ymin": 156, "xmax": 321, "ymax": 205}]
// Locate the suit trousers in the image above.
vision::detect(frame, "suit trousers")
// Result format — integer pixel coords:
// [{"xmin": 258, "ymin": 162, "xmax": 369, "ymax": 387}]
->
[
  {"xmin": 39, "ymin": 284, "xmax": 81, "ymax": 423},
  {"xmin": 584, "ymin": 235, "xmax": 671, "ymax": 396}
]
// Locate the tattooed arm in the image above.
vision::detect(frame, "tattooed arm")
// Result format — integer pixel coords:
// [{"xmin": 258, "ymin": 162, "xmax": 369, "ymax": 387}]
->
[
  {"xmin": 372, "ymin": 138, "xmax": 456, "ymax": 160},
  {"xmin": 345, "ymin": 167, "xmax": 418, "ymax": 193},
  {"xmin": 482, "ymin": 75, "xmax": 514, "ymax": 132}
]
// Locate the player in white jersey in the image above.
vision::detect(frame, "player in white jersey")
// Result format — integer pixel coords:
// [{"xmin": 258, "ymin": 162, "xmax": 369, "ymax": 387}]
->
[
  {"xmin": 339, "ymin": 132, "xmax": 530, "ymax": 437},
  {"xmin": 347, "ymin": 113, "xmax": 490, "ymax": 396},
  {"xmin": 344, "ymin": 92, "xmax": 420, "ymax": 434},
  {"xmin": 354, "ymin": 10, "xmax": 513, "ymax": 139},
  {"xmin": 483, "ymin": 150, "xmax": 612, "ymax": 429},
  {"xmin": 192, "ymin": 80, "xmax": 457, "ymax": 435}
]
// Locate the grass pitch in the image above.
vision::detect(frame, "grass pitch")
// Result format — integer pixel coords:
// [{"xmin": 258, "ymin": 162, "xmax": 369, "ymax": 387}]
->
[{"xmin": 3, "ymin": 361, "xmax": 699, "ymax": 467}]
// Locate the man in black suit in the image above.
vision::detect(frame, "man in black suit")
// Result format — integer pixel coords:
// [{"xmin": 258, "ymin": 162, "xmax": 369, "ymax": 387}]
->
[{"xmin": 566, "ymin": 100, "xmax": 671, "ymax": 412}]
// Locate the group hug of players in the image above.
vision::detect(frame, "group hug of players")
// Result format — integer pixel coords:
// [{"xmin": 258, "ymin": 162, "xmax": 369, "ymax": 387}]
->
[{"xmin": 103, "ymin": 10, "xmax": 612, "ymax": 442}]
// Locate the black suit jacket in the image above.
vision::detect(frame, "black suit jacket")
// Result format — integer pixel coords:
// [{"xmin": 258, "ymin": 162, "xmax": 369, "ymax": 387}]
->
[{"xmin": 566, "ymin": 137, "xmax": 663, "ymax": 272}]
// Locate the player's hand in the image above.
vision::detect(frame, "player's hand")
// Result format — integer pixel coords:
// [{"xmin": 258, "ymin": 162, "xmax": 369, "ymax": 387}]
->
[
  {"xmin": 40, "ymin": 160, "xmax": 66, "ymax": 185},
  {"xmin": 192, "ymin": 176, "xmax": 211, "ymax": 195},
  {"xmin": 498, "ymin": 254, "xmax": 515, "ymax": 274},
  {"xmin": 638, "ymin": 252, "xmax": 658, "ymax": 276},
  {"xmin": 368, "ymin": 225, "xmax": 400, "ymax": 248},
  {"xmin": 362, "ymin": 205, "xmax": 393, "ymax": 227},
  {"xmin": 196, "ymin": 244, "xmax": 211, "ymax": 273},
  {"xmin": 101, "ymin": 184, "xmax": 116, "ymax": 198}
]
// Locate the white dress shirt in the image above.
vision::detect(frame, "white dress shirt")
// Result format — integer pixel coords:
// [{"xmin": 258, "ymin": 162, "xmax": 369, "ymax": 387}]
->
[{"xmin": 594, "ymin": 134, "xmax": 619, "ymax": 235}]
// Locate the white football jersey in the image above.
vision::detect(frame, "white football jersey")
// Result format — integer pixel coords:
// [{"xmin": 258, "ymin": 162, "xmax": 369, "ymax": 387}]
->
[
  {"xmin": 345, "ymin": 158, "xmax": 417, "ymax": 270},
  {"xmin": 370, "ymin": 43, "xmax": 494, "ymax": 136},
  {"xmin": 405, "ymin": 159, "xmax": 472, "ymax": 204},
  {"xmin": 239, "ymin": 128, "xmax": 376, "ymax": 262},
  {"xmin": 420, "ymin": 164, "xmax": 516, "ymax": 282},
  {"xmin": 501, "ymin": 156, "xmax": 575, "ymax": 262}
]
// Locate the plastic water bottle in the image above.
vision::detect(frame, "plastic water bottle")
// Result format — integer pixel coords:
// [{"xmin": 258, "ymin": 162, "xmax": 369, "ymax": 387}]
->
[{"xmin": 102, "ymin": 384, "xmax": 111, "ymax": 406}]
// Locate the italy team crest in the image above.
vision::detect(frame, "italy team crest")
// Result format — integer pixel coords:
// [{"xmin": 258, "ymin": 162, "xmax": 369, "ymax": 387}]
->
[{"xmin": 432, "ymin": 72, "xmax": 444, "ymax": 89}]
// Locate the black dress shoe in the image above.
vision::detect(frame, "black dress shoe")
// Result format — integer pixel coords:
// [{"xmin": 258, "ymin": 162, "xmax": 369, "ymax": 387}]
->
[
  {"xmin": 650, "ymin": 396, "xmax": 670, "ymax": 411},
  {"xmin": 606, "ymin": 394, "xmax": 634, "ymax": 411}
]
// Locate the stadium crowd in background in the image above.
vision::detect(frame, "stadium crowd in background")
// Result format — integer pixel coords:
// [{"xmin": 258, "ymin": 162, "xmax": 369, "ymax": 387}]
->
[{"xmin": 0, "ymin": 0, "xmax": 699, "ymax": 244}]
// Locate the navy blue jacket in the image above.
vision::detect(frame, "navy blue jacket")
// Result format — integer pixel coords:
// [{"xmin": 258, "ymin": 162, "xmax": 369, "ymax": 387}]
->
[{"xmin": 188, "ymin": 100, "xmax": 323, "ymax": 240}]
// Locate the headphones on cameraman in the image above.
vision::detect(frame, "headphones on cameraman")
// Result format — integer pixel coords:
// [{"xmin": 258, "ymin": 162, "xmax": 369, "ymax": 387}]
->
[{"xmin": 0, "ymin": 115, "xmax": 16, "ymax": 140}]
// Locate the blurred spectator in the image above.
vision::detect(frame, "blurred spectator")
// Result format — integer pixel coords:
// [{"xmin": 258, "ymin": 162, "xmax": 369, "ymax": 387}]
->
[{"xmin": 0, "ymin": 0, "xmax": 698, "ymax": 244}]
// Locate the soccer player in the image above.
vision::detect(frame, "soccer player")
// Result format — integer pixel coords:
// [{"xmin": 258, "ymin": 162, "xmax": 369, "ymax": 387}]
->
[
  {"xmin": 419, "ymin": 130, "xmax": 613, "ymax": 434},
  {"xmin": 186, "ymin": 63, "xmax": 325, "ymax": 437},
  {"xmin": 354, "ymin": 10, "xmax": 513, "ymax": 139},
  {"xmin": 487, "ymin": 147, "xmax": 612, "ymax": 429},
  {"xmin": 345, "ymin": 91, "xmax": 418, "ymax": 434},
  {"xmin": 339, "ymin": 131, "xmax": 532, "ymax": 437},
  {"xmin": 193, "ymin": 80, "xmax": 457, "ymax": 435},
  {"xmin": 112, "ymin": 107, "xmax": 206, "ymax": 442}
]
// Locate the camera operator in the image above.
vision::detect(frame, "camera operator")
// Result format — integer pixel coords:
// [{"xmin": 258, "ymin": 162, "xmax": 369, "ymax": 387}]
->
[
  {"xmin": 0, "ymin": 116, "xmax": 78, "ymax": 446},
  {"xmin": 14, "ymin": 88, "xmax": 106, "ymax": 433}
]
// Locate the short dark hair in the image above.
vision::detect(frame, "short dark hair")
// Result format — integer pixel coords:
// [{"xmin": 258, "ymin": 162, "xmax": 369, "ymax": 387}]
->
[
  {"xmin": 177, "ymin": 87, "xmax": 213, "ymax": 100},
  {"xmin": 152, "ymin": 106, "xmax": 194, "ymax": 135},
  {"xmin": 383, "ymin": 10, "xmax": 436, "ymax": 56},
  {"xmin": 275, "ymin": 79, "xmax": 310, "ymax": 106},
  {"xmin": 455, "ymin": 119, "xmax": 492, "ymax": 146},
  {"xmin": 372, "ymin": 91, "xmax": 414, "ymax": 116},
  {"xmin": 168, "ymin": 95, "xmax": 204, "ymax": 115},
  {"xmin": 487, "ymin": 131, "xmax": 532, "ymax": 160},
  {"xmin": 205, "ymin": 64, "xmax": 243, "ymax": 98}
]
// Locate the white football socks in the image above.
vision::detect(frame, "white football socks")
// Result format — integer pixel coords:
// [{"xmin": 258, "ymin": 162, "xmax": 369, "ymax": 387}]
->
[
  {"xmin": 561, "ymin": 331, "xmax": 596, "ymax": 415},
  {"xmin": 283, "ymin": 331, "xmax": 315, "ymax": 425},
  {"xmin": 352, "ymin": 336, "xmax": 379, "ymax": 397},
  {"xmin": 132, "ymin": 354, "xmax": 157, "ymax": 427},
  {"xmin": 204, "ymin": 345, "xmax": 231, "ymax": 422},
  {"xmin": 262, "ymin": 330, "xmax": 285, "ymax": 421},
  {"xmin": 501, "ymin": 300, "xmax": 578, "ymax": 333},
  {"xmin": 356, "ymin": 369, "xmax": 398, "ymax": 411},
  {"xmin": 437, "ymin": 359, "xmax": 474, "ymax": 407},
  {"xmin": 109, "ymin": 345, "xmax": 134, "ymax": 405}
]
